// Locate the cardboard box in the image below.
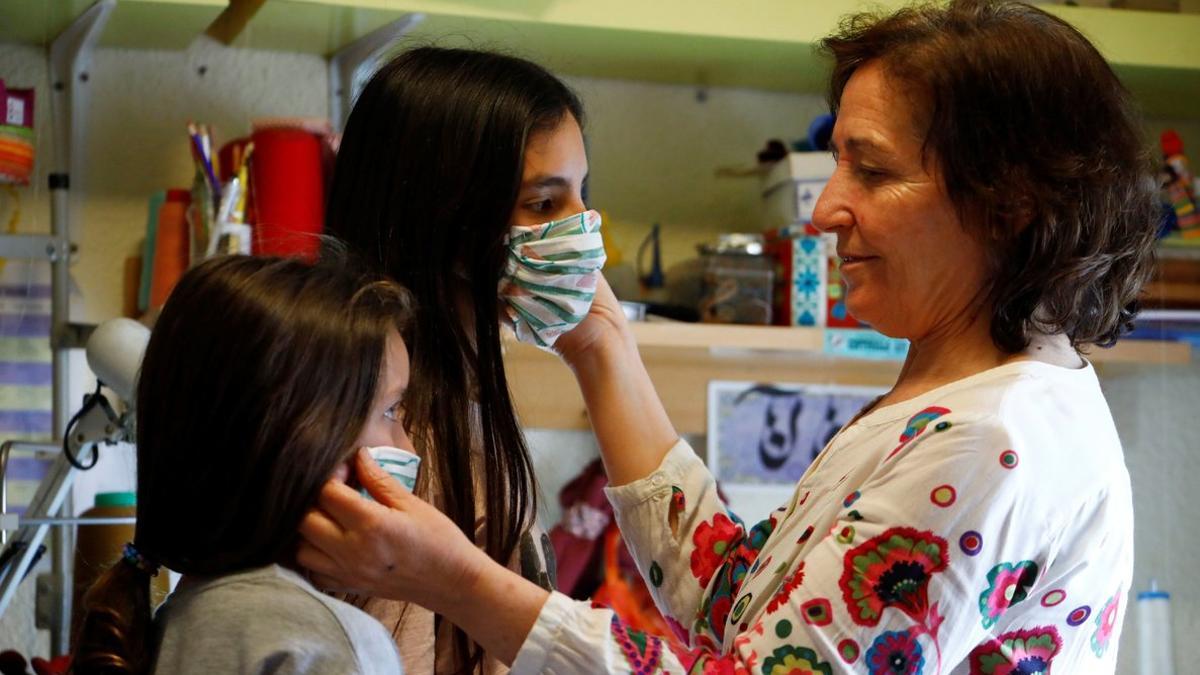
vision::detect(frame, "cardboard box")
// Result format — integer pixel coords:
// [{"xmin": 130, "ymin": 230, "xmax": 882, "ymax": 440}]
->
[{"xmin": 761, "ymin": 152, "xmax": 835, "ymax": 231}]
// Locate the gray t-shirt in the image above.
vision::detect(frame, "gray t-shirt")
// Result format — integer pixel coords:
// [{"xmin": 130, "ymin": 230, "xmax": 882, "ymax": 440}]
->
[{"xmin": 153, "ymin": 564, "xmax": 402, "ymax": 674}]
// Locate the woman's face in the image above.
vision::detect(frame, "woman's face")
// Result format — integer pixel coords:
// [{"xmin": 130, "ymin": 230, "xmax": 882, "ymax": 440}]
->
[
  {"xmin": 811, "ymin": 60, "xmax": 990, "ymax": 341},
  {"xmin": 333, "ymin": 330, "xmax": 412, "ymax": 482},
  {"xmin": 510, "ymin": 112, "xmax": 589, "ymax": 227}
]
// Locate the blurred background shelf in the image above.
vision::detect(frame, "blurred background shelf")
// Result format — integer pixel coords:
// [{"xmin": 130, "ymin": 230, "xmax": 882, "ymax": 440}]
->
[
  {"xmin": 2, "ymin": 0, "xmax": 1198, "ymax": 117},
  {"xmin": 504, "ymin": 323, "xmax": 1193, "ymax": 432}
]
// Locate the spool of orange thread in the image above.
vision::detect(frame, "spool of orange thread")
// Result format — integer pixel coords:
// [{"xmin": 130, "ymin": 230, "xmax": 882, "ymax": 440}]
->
[{"xmin": 149, "ymin": 189, "xmax": 191, "ymax": 308}]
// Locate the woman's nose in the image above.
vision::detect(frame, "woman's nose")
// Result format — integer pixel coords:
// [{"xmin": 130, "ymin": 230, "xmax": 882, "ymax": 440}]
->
[{"xmin": 811, "ymin": 169, "xmax": 853, "ymax": 234}]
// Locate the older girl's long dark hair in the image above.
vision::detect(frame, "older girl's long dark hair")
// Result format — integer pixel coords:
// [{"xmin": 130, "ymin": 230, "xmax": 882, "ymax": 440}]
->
[
  {"xmin": 70, "ymin": 255, "xmax": 413, "ymax": 674},
  {"xmin": 324, "ymin": 46, "xmax": 584, "ymax": 673}
]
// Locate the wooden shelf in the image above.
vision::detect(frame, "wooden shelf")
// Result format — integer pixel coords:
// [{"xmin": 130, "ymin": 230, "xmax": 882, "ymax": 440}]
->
[
  {"xmin": 2, "ymin": 1, "xmax": 1198, "ymax": 118},
  {"xmin": 627, "ymin": 322, "xmax": 1191, "ymax": 364},
  {"xmin": 1159, "ymin": 243, "xmax": 1200, "ymax": 261},
  {"xmin": 504, "ymin": 323, "xmax": 1193, "ymax": 432},
  {"xmin": 1143, "ymin": 280, "xmax": 1200, "ymax": 307}
]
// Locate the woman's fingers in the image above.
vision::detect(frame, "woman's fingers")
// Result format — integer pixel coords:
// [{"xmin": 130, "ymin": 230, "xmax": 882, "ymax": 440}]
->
[
  {"xmin": 296, "ymin": 539, "xmax": 341, "ymax": 579},
  {"xmin": 355, "ymin": 447, "xmax": 413, "ymax": 508},
  {"xmin": 314, "ymin": 473, "xmax": 384, "ymax": 527},
  {"xmin": 297, "ymin": 507, "xmax": 345, "ymax": 552}
]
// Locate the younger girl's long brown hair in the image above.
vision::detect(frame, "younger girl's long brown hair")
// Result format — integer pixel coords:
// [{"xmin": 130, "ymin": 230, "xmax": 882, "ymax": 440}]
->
[{"xmin": 70, "ymin": 254, "xmax": 413, "ymax": 674}]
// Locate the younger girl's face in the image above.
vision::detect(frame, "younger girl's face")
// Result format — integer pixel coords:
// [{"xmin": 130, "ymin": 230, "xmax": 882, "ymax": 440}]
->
[
  {"xmin": 510, "ymin": 112, "xmax": 589, "ymax": 227},
  {"xmin": 332, "ymin": 330, "xmax": 412, "ymax": 483}
]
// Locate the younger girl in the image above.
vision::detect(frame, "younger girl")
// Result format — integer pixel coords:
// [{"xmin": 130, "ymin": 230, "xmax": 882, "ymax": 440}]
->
[{"xmin": 71, "ymin": 255, "xmax": 410, "ymax": 674}]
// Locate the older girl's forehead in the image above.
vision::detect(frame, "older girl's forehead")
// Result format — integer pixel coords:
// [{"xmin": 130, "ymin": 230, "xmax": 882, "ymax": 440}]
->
[{"xmin": 522, "ymin": 114, "xmax": 587, "ymax": 181}]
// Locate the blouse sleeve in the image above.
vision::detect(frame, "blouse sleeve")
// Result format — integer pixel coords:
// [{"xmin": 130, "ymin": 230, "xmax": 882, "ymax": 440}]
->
[{"xmin": 513, "ymin": 417, "xmax": 1064, "ymax": 673}]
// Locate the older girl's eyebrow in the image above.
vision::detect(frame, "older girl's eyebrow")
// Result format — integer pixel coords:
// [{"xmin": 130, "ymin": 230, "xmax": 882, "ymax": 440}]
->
[{"xmin": 523, "ymin": 175, "xmax": 570, "ymax": 189}]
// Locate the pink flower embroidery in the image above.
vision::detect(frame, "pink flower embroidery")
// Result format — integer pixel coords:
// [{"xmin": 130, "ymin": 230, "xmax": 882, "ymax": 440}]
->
[
  {"xmin": 1091, "ymin": 592, "xmax": 1121, "ymax": 658},
  {"xmin": 978, "ymin": 561, "xmax": 1040, "ymax": 629}
]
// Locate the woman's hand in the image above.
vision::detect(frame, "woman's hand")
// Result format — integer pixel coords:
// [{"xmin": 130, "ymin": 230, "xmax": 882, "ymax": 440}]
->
[
  {"xmin": 297, "ymin": 449, "xmax": 552, "ymax": 666},
  {"xmin": 297, "ymin": 448, "xmax": 487, "ymax": 614}
]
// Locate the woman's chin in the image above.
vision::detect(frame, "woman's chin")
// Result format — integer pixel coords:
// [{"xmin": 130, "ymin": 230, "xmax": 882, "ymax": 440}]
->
[{"xmin": 842, "ymin": 298, "xmax": 903, "ymax": 338}]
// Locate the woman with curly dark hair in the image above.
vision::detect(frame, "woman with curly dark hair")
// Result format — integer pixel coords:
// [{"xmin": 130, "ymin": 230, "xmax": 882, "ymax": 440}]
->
[{"xmin": 298, "ymin": 2, "xmax": 1155, "ymax": 672}]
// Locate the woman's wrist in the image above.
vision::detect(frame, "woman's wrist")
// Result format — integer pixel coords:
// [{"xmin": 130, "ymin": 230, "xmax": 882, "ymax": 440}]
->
[{"xmin": 438, "ymin": 553, "xmax": 551, "ymax": 667}]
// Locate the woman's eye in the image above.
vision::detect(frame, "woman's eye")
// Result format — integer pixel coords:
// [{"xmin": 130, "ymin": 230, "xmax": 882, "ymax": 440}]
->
[{"xmin": 856, "ymin": 166, "xmax": 888, "ymax": 181}]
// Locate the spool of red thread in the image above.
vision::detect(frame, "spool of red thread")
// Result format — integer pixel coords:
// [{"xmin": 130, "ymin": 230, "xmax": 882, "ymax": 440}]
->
[{"xmin": 249, "ymin": 127, "xmax": 325, "ymax": 258}]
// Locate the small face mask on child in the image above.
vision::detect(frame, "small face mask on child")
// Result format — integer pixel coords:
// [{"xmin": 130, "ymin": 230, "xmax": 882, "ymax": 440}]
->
[{"xmin": 500, "ymin": 209, "xmax": 607, "ymax": 349}]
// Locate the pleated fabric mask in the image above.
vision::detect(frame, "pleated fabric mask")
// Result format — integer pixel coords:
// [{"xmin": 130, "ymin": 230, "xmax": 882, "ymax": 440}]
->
[{"xmin": 500, "ymin": 209, "xmax": 607, "ymax": 349}]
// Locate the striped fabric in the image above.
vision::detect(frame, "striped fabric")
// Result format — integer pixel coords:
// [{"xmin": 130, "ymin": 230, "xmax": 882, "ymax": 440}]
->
[
  {"xmin": 501, "ymin": 209, "xmax": 607, "ymax": 349},
  {"xmin": 0, "ymin": 262, "xmax": 52, "ymax": 515}
]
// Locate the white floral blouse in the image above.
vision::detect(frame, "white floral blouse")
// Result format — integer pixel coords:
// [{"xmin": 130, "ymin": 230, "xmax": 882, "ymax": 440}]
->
[{"xmin": 512, "ymin": 361, "xmax": 1133, "ymax": 674}]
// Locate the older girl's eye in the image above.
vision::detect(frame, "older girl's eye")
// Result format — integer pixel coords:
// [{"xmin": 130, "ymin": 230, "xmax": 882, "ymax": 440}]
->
[{"xmin": 526, "ymin": 199, "xmax": 553, "ymax": 214}]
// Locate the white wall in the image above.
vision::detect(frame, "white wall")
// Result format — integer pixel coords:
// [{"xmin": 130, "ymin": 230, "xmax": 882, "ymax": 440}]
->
[
  {"xmin": 1101, "ymin": 361, "xmax": 1200, "ymax": 673},
  {"xmin": 1, "ymin": 37, "xmax": 1198, "ymax": 670}
]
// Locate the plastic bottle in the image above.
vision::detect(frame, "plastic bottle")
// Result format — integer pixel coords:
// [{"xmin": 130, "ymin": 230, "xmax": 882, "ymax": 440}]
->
[{"xmin": 70, "ymin": 492, "xmax": 170, "ymax": 647}]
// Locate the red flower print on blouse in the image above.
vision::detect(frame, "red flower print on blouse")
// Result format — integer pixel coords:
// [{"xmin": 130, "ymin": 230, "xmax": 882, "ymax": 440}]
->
[
  {"xmin": 691, "ymin": 513, "xmax": 743, "ymax": 588},
  {"xmin": 969, "ymin": 625, "xmax": 1061, "ymax": 674},
  {"xmin": 840, "ymin": 527, "xmax": 949, "ymax": 627},
  {"xmin": 840, "ymin": 527, "xmax": 950, "ymax": 672},
  {"xmin": 766, "ymin": 563, "xmax": 807, "ymax": 614},
  {"xmin": 691, "ymin": 653, "xmax": 751, "ymax": 675}
]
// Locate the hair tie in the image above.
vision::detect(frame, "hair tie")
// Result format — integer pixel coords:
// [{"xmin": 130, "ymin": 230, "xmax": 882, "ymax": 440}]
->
[{"xmin": 122, "ymin": 542, "xmax": 161, "ymax": 576}]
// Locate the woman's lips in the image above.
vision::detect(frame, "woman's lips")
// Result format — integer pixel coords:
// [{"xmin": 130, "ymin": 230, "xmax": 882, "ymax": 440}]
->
[{"xmin": 839, "ymin": 255, "xmax": 878, "ymax": 267}]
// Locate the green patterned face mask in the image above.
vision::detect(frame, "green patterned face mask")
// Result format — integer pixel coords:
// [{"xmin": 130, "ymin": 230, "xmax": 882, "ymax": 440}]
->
[{"xmin": 500, "ymin": 209, "xmax": 607, "ymax": 349}]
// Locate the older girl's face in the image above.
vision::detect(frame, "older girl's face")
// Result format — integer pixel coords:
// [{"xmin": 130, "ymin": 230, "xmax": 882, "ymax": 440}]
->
[
  {"xmin": 812, "ymin": 60, "xmax": 990, "ymax": 341},
  {"xmin": 510, "ymin": 112, "xmax": 588, "ymax": 227}
]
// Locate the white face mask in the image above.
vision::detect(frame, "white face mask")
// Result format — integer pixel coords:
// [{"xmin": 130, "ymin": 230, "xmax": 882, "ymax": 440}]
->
[{"xmin": 499, "ymin": 209, "xmax": 607, "ymax": 349}]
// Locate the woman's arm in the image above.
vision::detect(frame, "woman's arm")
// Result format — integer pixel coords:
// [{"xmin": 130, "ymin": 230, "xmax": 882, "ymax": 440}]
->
[
  {"xmin": 302, "ymin": 415, "xmax": 1076, "ymax": 675},
  {"xmin": 554, "ymin": 276, "xmax": 679, "ymax": 486}
]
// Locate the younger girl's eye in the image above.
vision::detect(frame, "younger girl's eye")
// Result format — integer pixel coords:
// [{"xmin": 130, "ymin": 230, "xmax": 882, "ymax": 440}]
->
[{"xmin": 383, "ymin": 400, "xmax": 404, "ymax": 423}]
